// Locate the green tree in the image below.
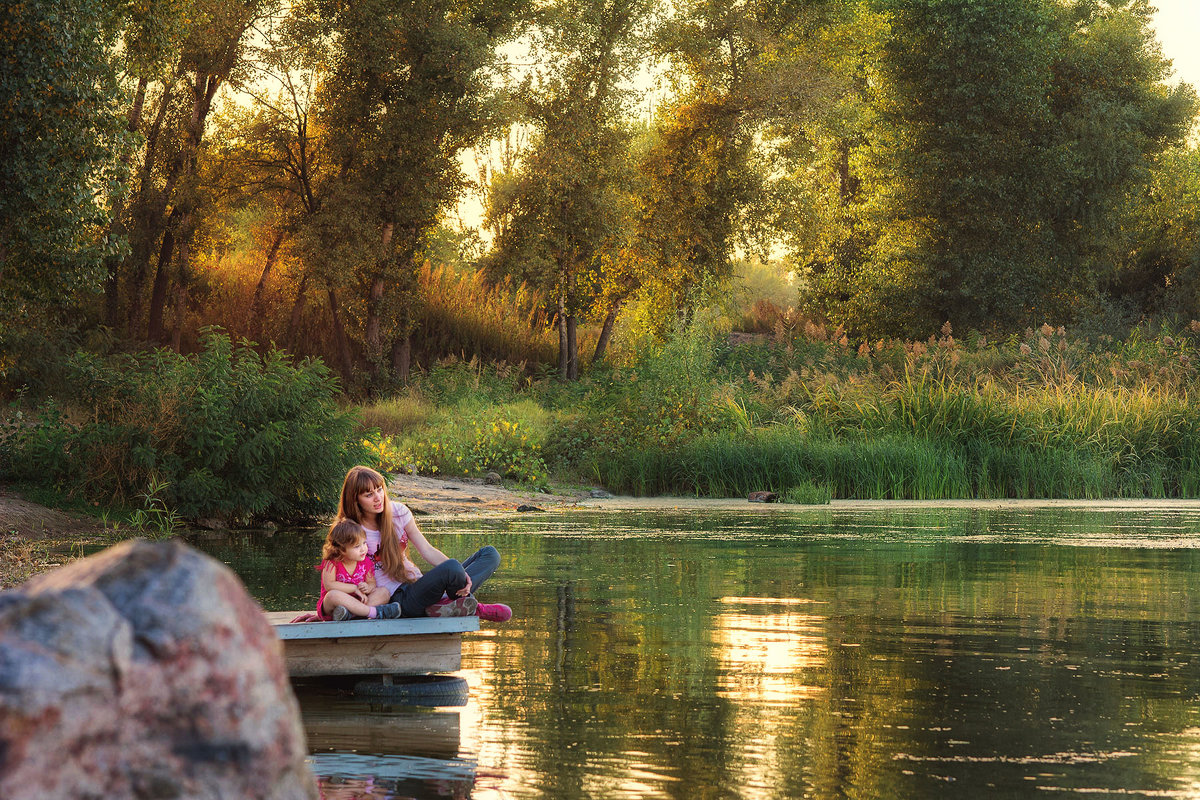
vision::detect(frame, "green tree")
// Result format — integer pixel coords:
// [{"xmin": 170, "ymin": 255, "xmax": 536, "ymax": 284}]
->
[
  {"xmin": 636, "ymin": 0, "xmax": 842, "ymax": 328},
  {"xmin": 97, "ymin": 0, "xmax": 267, "ymax": 345},
  {"xmin": 300, "ymin": 0, "xmax": 527, "ymax": 387},
  {"xmin": 1111, "ymin": 145, "xmax": 1200, "ymax": 319},
  {"xmin": 804, "ymin": 0, "xmax": 1195, "ymax": 338},
  {"xmin": 0, "ymin": 0, "xmax": 127, "ymax": 344},
  {"xmin": 484, "ymin": 0, "xmax": 652, "ymax": 378}
]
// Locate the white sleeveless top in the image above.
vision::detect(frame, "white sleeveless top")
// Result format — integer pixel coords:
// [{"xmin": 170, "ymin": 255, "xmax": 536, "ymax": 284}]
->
[{"xmin": 362, "ymin": 502, "xmax": 414, "ymax": 595}]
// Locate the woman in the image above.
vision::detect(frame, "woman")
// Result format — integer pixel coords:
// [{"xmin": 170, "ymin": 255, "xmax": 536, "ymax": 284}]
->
[{"xmin": 335, "ymin": 465, "xmax": 512, "ymax": 621}]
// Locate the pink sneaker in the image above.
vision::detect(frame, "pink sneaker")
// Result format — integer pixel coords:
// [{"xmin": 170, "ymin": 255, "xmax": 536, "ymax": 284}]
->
[
  {"xmin": 425, "ymin": 596, "xmax": 478, "ymax": 617},
  {"xmin": 476, "ymin": 602, "xmax": 512, "ymax": 622}
]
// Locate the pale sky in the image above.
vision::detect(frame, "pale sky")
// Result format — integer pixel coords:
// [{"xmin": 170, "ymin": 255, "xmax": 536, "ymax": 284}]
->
[{"xmin": 1152, "ymin": 0, "xmax": 1200, "ymax": 89}]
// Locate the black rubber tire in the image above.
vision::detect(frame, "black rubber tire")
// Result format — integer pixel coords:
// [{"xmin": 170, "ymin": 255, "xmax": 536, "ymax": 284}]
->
[{"xmin": 351, "ymin": 675, "xmax": 469, "ymax": 706}]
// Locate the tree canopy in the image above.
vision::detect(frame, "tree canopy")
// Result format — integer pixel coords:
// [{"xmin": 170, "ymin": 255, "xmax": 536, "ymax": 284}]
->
[{"xmin": 2, "ymin": 0, "xmax": 1199, "ymax": 387}]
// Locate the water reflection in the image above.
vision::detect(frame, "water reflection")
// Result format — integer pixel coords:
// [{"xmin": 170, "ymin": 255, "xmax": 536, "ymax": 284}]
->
[{"xmin": 191, "ymin": 506, "xmax": 1200, "ymax": 799}]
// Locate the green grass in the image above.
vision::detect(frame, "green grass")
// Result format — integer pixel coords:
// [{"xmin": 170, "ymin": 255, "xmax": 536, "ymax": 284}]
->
[{"xmin": 364, "ymin": 320, "xmax": 1200, "ymax": 501}]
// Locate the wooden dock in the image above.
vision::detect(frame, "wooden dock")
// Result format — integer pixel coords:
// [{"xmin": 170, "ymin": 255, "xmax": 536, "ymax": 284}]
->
[{"xmin": 267, "ymin": 612, "xmax": 480, "ymax": 677}]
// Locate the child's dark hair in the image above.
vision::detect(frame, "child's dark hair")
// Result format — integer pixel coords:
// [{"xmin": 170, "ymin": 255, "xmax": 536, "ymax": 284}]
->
[{"xmin": 322, "ymin": 519, "xmax": 366, "ymax": 562}]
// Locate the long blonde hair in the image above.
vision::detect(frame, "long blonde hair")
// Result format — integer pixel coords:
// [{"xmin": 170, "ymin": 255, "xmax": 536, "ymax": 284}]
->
[{"xmin": 336, "ymin": 465, "xmax": 409, "ymax": 583}]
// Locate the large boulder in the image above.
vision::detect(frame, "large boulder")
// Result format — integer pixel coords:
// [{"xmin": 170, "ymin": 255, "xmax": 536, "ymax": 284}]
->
[{"xmin": 0, "ymin": 538, "xmax": 317, "ymax": 800}]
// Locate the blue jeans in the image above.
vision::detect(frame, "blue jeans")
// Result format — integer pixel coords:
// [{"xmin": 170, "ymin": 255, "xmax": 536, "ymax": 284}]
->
[{"xmin": 390, "ymin": 546, "xmax": 500, "ymax": 617}]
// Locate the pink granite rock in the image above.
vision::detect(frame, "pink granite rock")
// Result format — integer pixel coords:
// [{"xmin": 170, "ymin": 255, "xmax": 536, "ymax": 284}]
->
[{"xmin": 0, "ymin": 538, "xmax": 316, "ymax": 799}]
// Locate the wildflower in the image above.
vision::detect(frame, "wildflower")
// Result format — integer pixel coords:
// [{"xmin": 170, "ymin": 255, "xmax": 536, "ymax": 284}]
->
[
  {"xmin": 1038, "ymin": 337, "xmax": 1051, "ymax": 352},
  {"xmin": 1056, "ymin": 326, "xmax": 1066, "ymax": 337},
  {"xmin": 1040, "ymin": 323, "xmax": 1054, "ymax": 337},
  {"xmin": 857, "ymin": 342, "xmax": 870, "ymax": 358},
  {"xmin": 1164, "ymin": 336, "xmax": 1176, "ymax": 348},
  {"xmin": 941, "ymin": 321, "xmax": 953, "ymax": 337},
  {"xmin": 1191, "ymin": 320, "xmax": 1200, "ymax": 333},
  {"xmin": 1020, "ymin": 343, "xmax": 1032, "ymax": 356},
  {"xmin": 1057, "ymin": 339, "xmax": 1066, "ymax": 352}
]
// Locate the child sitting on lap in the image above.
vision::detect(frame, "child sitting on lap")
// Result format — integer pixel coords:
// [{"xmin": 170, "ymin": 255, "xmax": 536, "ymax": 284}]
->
[{"xmin": 318, "ymin": 519, "xmax": 402, "ymax": 621}]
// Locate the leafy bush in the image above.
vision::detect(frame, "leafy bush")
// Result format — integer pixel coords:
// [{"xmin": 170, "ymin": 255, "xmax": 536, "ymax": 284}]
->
[
  {"xmin": 368, "ymin": 405, "xmax": 549, "ymax": 485},
  {"xmin": 2, "ymin": 331, "xmax": 367, "ymax": 522}
]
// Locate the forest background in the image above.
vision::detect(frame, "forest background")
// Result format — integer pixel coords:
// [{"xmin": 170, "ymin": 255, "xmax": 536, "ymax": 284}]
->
[{"xmin": 6, "ymin": 0, "xmax": 1200, "ymax": 527}]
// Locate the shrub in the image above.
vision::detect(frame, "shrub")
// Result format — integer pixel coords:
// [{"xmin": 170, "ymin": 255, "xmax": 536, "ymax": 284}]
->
[
  {"xmin": 369, "ymin": 406, "xmax": 549, "ymax": 485},
  {"xmin": 1, "ymin": 331, "xmax": 366, "ymax": 522}
]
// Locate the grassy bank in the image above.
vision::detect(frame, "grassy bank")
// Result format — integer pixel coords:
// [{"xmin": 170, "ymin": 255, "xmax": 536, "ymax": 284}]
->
[
  {"xmin": 7, "ymin": 320, "xmax": 1200, "ymax": 520},
  {"xmin": 360, "ymin": 322, "xmax": 1200, "ymax": 501}
]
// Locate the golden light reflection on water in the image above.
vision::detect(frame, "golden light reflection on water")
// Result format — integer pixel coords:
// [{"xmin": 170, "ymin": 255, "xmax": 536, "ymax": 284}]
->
[
  {"xmin": 713, "ymin": 597, "xmax": 828, "ymax": 705},
  {"xmin": 710, "ymin": 597, "xmax": 831, "ymax": 800}
]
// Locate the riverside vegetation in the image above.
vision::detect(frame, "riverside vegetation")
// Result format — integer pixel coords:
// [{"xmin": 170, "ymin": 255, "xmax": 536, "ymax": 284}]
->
[
  {"xmin": 363, "ymin": 316, "xmax": 1200, "ymax": 504},
  {"xmin": 5, "ymin": 315, "xmax": 1200, "ymax": 524}
]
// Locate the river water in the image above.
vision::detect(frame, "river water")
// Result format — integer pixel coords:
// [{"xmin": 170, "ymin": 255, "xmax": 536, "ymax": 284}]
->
[{"xmin": 192, "ymin": 506, "xmax": 1200, "ymax": 799}]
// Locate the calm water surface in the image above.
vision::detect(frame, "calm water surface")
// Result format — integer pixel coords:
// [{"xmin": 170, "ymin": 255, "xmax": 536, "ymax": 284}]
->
[{"xmin": 192, "ymin": 506, "xmax": 1200, "ymax": 799}]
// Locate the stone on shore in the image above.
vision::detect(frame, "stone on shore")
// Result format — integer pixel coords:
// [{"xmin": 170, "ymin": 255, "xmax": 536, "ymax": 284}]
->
[{"xmin": 0, "ymin": 538, "xmax": 317, "ymax": 800}]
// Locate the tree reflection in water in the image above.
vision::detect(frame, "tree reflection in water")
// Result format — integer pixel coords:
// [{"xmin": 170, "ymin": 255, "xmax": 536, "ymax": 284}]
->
[{"xmin": 196, "ymin": 506, "xmax": 1200, "ymax": 799}]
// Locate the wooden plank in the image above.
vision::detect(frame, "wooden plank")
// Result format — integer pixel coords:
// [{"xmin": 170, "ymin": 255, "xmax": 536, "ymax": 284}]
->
[
  {"xmin": 267, "ymin": 612, "xmax": 479, "ymax": 641},
  {"xmin": 267, "ymin": 610, "xmax": 478, "ymax": 677},
  {"xmin": 281, "ymin": 633, "xmax": 465, "ymax": 677},
  {"xmin": 302, "ymin": 706, "xmax": 460, "ymax": 758}
]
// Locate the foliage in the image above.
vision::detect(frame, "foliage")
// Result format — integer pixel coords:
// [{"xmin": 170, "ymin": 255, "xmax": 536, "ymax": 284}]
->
[
  {"xmin": 1112, "ymin": 145, "xmax": 1200, "ymax": 316},
  {"xmin": 1, "ymin": 331, "xmax": 366, "ymax": 522},
  {"xmin": 368, "ymin": 407, "xmax": 549, "ymax": 485},
  {"xmin": 483, "ymin": 0, "xmax": 651, "ymax": 378},
  {"xmin": 360, "ymin": 316, "xmax": 1200, "ymax": 501},
  {"xmin": 0, "ymin": 0, "xmax": 127, "ymax": 341},
  {"xmin": 413, "ymin": 263, "xmax": 564, "ymax": 368},
  {"xmin": 296, "ymin": 0, "xmax": 529, "ymax": 375},
  {"xmin": 803, "ymin": 0, "xmax": 1197, "ymax": 338}
]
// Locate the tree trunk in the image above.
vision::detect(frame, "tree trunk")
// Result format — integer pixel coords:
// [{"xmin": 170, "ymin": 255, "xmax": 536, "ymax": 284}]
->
[
  {"xmin": 566, "ymin": 314, "xmax": 578, "ymax": 380},
  {"xmin": 365, "ymin": 223, "xmax": 394, "ymax": 377},
  {"xmin": 170, "ymin": 280, "xmax": 187, "ymax": 352},
  {"xmin": 365, "ymin": 276, "xmax": 385, "ymax": 365},
  {"xmin": 557, "ymin": 295, "xmax": 568, "ymax": 379},
  {"xmin": 391, "ymin": 334, "xmax": 412, "ymax": 385},
  {"xmin": 126, "ymin": 76, "xmax": 178, "ymax": 331},
  {"xmin": 592, "ymin": 299, "xmax": 621, "ymax": 364},
  {"xmin": 328, "ymin": 288, "xmax": 355, "ymax": 379},
  {"xmin": 105, "ymin": 77, "xmax": 149, "ymax": 328},
  {"xmin": 250, "ymin": 228, "xmax": 287, "ymax": 342},
  {"xmin": 146, "ymin": 221, "xmax": 177, "ymax": 342},
  {"xmin": 837, "ymin": 139, "xmax": 859, "ymax": 205},
  {"xmin": 170, "ymin": 239, "xmax": 189, "ymax": 352},
  {"xmin": 285, "ymin": 273, "xmax": 309, "ymax": 353}
]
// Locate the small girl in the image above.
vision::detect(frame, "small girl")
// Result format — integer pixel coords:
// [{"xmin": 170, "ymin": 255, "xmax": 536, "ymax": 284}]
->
[{"xmin": 317, "ymin": 519, "xmax": 402, "ymax": 621}]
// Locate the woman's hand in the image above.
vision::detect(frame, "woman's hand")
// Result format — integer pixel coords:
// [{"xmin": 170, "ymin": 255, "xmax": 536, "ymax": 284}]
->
[
  {"xmin": 403, "ymin": 562, "xmax": 423, "ymax": 582},
  {"xmin": 456, "ymin": 573, "xmax": 473, "ymax": 597}
]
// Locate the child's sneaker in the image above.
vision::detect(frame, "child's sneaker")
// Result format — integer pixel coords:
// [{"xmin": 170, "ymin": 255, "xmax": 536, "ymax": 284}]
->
[
  {"xmin": 376, "ymin": 602, "xmax": 402, "ymax": 619},
  {"xmin": 476, "ymin": 602, "xmax": 512, "ymax": 622},
  {"xmin": 332, "ymin": 605, "xmax": 357, "ymax": 622},
  {"xmin": 425, "ymin": 596, "xmax": 479, "ymax": 617}
]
